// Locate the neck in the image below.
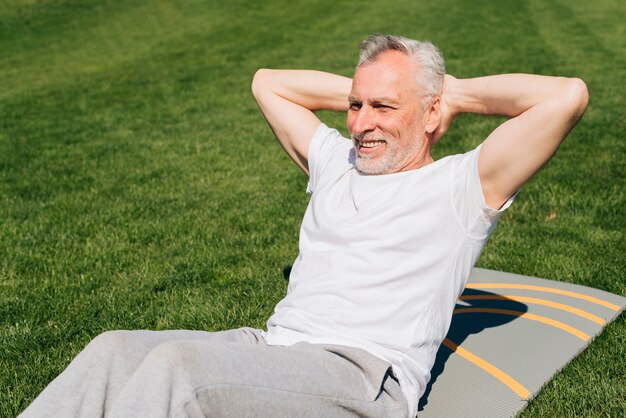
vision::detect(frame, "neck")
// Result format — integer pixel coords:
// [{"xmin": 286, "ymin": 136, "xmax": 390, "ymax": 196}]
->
[{"xmin": 397, "ymin": 143, "xmax": 434, "ymax": 173}]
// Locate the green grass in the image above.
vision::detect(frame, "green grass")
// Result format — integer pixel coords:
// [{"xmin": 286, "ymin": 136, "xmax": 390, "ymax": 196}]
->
[{"xmin": 1, "ymin": 0, "xmax": 624, "ymax": 416}]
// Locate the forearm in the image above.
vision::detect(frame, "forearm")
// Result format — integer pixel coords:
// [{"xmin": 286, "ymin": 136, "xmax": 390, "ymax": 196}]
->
[
  {"xmin": 252, "ymin": 69, "xmax": 351, "ymax": 112},
  {"xmin": 446, "ymin": 73, "xmax": 588, "ymax": 209},
  {"xmin": 445, "ymin": 74, "xmax": 588, "ymax": 119},
  {"xmin": 251, "ymin": 69, "xmax": 352, "ymax": 174}
]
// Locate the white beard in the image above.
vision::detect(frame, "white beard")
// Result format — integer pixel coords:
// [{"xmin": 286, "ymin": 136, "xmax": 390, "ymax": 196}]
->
[{"xmin": 353, "ymin": 134, "xmax": 425, "ymax": 175}]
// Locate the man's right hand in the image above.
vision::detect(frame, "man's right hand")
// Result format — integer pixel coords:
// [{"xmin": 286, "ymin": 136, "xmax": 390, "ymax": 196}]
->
[{"xmin": 251, "ymin": 69, "xmax": 352, "ymax": 174}]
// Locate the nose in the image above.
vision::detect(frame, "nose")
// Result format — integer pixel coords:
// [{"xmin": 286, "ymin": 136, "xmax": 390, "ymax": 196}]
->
[{"xmin": 348, "ymin": 105, "xmax": 375, "ymax": 136}]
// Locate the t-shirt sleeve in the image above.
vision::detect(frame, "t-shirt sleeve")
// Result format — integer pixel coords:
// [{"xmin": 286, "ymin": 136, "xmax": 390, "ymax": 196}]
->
[
  {"xmin": 451, "ymin": 144, "xmax": 515, "ymax": 239},
  {"xmin": 306, "ymin": 123, "xmax": 353, "ymax": 195}
]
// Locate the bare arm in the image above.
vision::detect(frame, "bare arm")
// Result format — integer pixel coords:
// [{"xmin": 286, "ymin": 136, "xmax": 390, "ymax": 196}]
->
[
  {"xmin": 436, "ymin": 74, "xmax": 589, "ymax": 209},
  {"xmin": 251, "ymin": 69, "xmax": 352, "ymax": 174}
]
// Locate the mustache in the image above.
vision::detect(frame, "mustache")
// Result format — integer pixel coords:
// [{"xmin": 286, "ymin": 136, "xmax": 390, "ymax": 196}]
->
[{"xmin": 351, "ymin": 132, "xmax": 388, "ymax": 142}]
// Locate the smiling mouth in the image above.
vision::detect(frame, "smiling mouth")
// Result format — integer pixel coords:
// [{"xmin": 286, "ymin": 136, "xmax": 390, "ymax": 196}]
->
[
  {"xmin": 358, "ymin": 139, "xmax": 386, "ymax": 148},
  {"xmin": 353, "ymin": 134, "xmax": 387, "ymax": 153}
]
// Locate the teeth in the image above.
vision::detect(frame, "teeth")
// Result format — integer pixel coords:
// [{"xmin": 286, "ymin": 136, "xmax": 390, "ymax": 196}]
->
[{"xmin": 360, "ymin": 140, "xmax": 384, "ymax": 148}]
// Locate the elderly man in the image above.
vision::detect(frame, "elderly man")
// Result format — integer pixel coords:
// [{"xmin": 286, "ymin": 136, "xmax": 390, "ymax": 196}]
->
[{"xmin": 20, "ymin": 35, "xmax": 587, "ymax": 418}]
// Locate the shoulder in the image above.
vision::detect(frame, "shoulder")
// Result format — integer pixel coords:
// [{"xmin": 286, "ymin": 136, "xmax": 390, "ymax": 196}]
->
[
  {"xmin": 309, "ymin": 124, "xmax": 352, "ymax": 159},
  {"xmin": 307, "ymin": 123, "xmax": 354, "ymax": 194},
  {"xmin": 448, "ymin": 145, "xmax": 515, "ymax": 236}
]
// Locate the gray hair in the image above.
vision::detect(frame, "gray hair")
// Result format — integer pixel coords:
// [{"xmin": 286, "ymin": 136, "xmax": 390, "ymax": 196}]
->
[{"xmin": 358, "ymin": 34, "xmax": 445, "ymax": 105}]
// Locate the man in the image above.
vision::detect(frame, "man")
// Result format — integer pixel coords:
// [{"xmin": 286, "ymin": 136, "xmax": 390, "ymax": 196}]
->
[{"xmin": 20, "ymin": 35, "xmax": 587, "ymax": 418}]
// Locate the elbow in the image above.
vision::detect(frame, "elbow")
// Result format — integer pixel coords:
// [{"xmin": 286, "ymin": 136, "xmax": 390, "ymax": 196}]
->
[
  {"xmin": 563, "ymin": 77, "xmax": 589, "ymax": 119},
  {"xmin": 251, "ymin": 68, "xmax": 274, "ymax": 99}
]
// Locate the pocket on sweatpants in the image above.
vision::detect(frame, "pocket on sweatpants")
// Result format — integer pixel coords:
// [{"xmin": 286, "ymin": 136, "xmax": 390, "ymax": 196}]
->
[
  {"xmin": 377, "ymin": 367, "xmax": 406, "ymax": 406},
  {"xmin": 320, "ymin": 344, "xmax": 399, "ymax": 402}
]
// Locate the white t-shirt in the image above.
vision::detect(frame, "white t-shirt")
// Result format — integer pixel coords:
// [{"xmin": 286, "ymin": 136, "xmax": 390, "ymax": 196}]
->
[{"xmin": 263, "ymin": 123, "xmax": 513, "ymax": 417}]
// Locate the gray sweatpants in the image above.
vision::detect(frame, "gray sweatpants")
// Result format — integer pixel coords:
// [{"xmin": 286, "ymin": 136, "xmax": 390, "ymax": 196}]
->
[{"xmin": 18, "ymin": 328, "xmax": 408, "ymax": 418}]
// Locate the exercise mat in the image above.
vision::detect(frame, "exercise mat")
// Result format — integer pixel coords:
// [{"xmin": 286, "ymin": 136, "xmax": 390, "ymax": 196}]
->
[{"xmin": 418, "ymin": 268, "xmax": 625, "ymax": 417}]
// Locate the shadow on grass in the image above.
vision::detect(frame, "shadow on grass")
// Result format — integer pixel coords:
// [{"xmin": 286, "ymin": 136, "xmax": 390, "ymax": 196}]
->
[{"xmin": 282, "ymin": 265, "xmax": 292, "ymax": 280}]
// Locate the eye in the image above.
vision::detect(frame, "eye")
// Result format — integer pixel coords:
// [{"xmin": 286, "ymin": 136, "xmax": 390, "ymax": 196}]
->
[
  {"xmin": 349, "ymin": 102, "xmax": 362, "ymax": 111},
  {"xmin": 373, "ymin": 104, "xmax": 393, "ymax": 111}
]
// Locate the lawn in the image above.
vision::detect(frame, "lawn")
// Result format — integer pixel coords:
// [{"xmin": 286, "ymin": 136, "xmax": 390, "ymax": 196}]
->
[{"xmin": 1, "ymin": 0, "xmax": 624, "ymax": 416}]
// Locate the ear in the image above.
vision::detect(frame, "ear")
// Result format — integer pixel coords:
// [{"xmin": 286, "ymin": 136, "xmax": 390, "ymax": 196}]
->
[{"xmin": 424, "ymin": 96, "xmax": 441, "ymax": 134}]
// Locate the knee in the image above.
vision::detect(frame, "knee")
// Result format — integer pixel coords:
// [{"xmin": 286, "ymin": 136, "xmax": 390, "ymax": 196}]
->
[
  {"xmin": 142, "ymin": 340, "xmax": 196, "ymax": 369},
  {"xmin": 85, "ymin": 330, "xmax": 138, "ymax": 356},
  {"xmin": 141, "ymin": 341, "xmax": 231, "ymax": 380}
]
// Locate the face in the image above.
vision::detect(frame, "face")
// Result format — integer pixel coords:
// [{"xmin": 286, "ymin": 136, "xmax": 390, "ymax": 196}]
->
[{"xmin": 347, "ymin": 50, "xmax": 433, "ymax": 175}]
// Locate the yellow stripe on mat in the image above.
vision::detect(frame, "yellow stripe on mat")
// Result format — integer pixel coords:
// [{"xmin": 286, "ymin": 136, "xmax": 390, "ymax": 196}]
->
[
  {"xmin": 442, "ymin": 338, "xmax": 530, "ymax": 399},
  {"xmin": 465, "ymin": 283, "xmax": 619, "ymax": 310},
  {"xmin": 453, "ymin": 308, "xmax": 590, "ymax": 341},
  {"xmin": 459, "ymin": 295, "xmax": 606, "ymax": 325}
]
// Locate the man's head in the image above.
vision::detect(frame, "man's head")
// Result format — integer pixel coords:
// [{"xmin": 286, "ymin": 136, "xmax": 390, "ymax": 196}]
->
[{"xmin": 347, "ymin": 35, "xmax": 445, "ymax": 175}]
